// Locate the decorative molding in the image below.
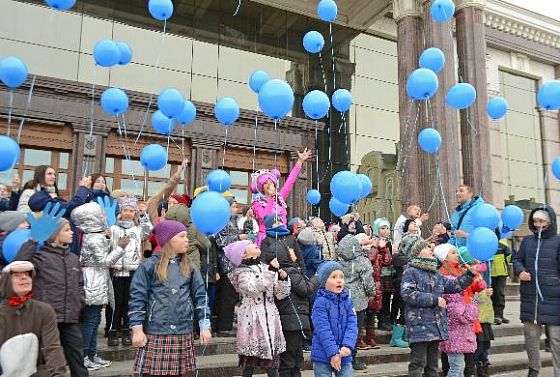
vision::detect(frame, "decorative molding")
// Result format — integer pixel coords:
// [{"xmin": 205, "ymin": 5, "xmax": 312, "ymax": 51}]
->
[
  {"xmin": 392, "ymin": 0, "xmax": 421, "ymax": 22},
  {"xmin": 455, "ymin": 0, "xmax": 486, "ymax": 11}
]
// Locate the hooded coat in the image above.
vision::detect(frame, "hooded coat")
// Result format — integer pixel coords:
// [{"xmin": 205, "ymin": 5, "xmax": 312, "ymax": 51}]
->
[
  {"xmin": 438, "ymin": 292, "xmax": 479, "ymax": 354},
  {"xmin": 367, "ymin": 243, "xmax": 392, "ymax": 311},
  {"xmin": 513, "ymin": 206, "xmax": 560, "ymax": 325},
  {"xmin": 337, "ymin": 235, "xmax": 375, "ymax": 312},
  {"xmin": 297, "ymin": 227, "xmax": 323, "ymax": 278},
  {"xmin": 312, "ymin": 227, "xmax": 337, "ymax": 261},
  {"xmin": 110, "ymin": 213, "xmax": 153, "ymax": 277}
]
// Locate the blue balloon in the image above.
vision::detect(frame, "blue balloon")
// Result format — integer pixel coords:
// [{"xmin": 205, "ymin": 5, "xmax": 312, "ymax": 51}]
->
[
  {"xmin": 0, "ymin": 136, "xmax": 20, "ymax": 172},
  {"xmin": 487, "ymin": 97, "xmax": 509, "ymax": 120},
  {"xmin": 191, "ymin": 191, "xmax": 231, "ymax": 235},
  {"xmin": 332, "ymin": 89, "xmax": 353, "ymax": 112},
  {"xmin": 501, "ymin": 205, "xmax": 524, "ymax": 231},
  {"xmin": 306, "ymin": 189, "xmax": 321, "ymax": 205},
  {"xmin": 467, "ymin": 227, "xmax": 499, "ymax": 262},
  {"xmin": 330, "ymin": 171, "xmax": 360, "ymax": 204},
  {"xmin": 356, "ymin": 174, "xmax": 372, "ymax": 198},
  {"xmin": 329, "ymin": 197, "xmax": 349, "ymax": 217},
  {"xmin": 418, "ymin": 128, "xmax": 442, "ymax": 154},
  {"xmin": 258, "ymin": 79, "xmax": 295, "ymax": 120},
  {"xmin": 148, "ymin": 0, "xmax": 174, "ymax": 21},
  {"xmin": 158, "ymin": 88, "xmax": 185, "ymax": 118},
  {"xmin": 93, "ymin": 39, "xmax": 120, "ymax": 67},
  {"xmin": 419, "ymin": 47, "xmax": 446, "ymax": 73},
  {"xmin": 175, "ymin": 100, "xmax": 196, "ymax": 126},
  {"xmin": 537, "ymin": 80, "xmax": 560, "ymax": 111},
  {"xmin": 215, "ymin": 97, "xmax": 240, "ymax": 126},
  {"xmin": 446, "ymin": 83, "xmax": 476, "ymax": 109},
  {"xmin": 140, "ymin": 144, "xmax": 167, "ymax": 171},
  {"xmin": 303, "ymin": 31, "xmax": 325, "ymax": 54},
  {"xmin": 317, "ymin": 0, "xmax": 338, "ymax": 22},
  {"xmin": 406, "ymin": 68, "xmax": 439, "ymax": 100},
  {"xmin": 100, "ymin": 88, "xmax": 129, "ymax": 115},
  {"xmin": 207, "ymin": 169, "xmax": 232, "ymax": 193},
  {"xmin": 0, "ymin": 56, "xmax": 28, "ymax": 89},
  {"xmin": 249, "ymin": 70, "xmax": 270, "ymax": 94},
  {"xmin": 552, "ymin": 156, "xmax": 560, "ymax": 180},
  {"xmin": 152, "ymin": 110, "xmax": 176, "ymax": 135},
  {"xmin": 2, "ymin": 229, "xmax": 31, "ymax": 264},
  {"xmin": 430, "ymin": 0, "xmax": 455, "ymax": 22},
  {"xmin": 472, "ymin": 203, "xmax": 500, "ymax": 230},
  {"xmin": 303, "ymin": 90, "xmax": 330, "ymax": 120},
  {"xmin": 44, "ymin": 0, "xmax": 76, "ymax": 11},
  {"xmin": 117, "ymin": 42, "xmax": 133, "ymax": 65}
]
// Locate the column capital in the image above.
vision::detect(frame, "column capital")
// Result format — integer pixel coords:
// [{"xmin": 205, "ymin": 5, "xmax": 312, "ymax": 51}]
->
[
  {"xmin": 393, "ymin": 0, "xmax": 422, "ymax": 22},
  {"xmin": 455, "ymin": 0, "xmax": 486, "ymax": 12}
]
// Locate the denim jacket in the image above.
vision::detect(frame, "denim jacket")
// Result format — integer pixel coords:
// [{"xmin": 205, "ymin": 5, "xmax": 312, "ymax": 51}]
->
[{"xmin": 128, "ymin": 254, "xmax": 211, "ymax": 334}]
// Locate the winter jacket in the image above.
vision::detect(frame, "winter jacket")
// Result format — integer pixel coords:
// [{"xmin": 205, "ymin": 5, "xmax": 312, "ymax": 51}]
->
[
  {"xmin": 229, "ymin": 261, "xmax": 291, "ymax": 360},
  {"xmin": 439, "ymin": 292, "xmax": 479, "ymax": 354},
  {"xmin": 448, "ymin": 196, "xmax": 484, "ymax": 248},
  {"xmin": 261, "ymin": 233, "xmax": 302, "ymax": 266},
  {"xmin": 491, "ymin": 241, "xmax": 512, "ymax": 277},
  {"xmin": 474, "ymin": 290, "xmax": 494, "ymax": 324},
  {"xmin": 401, "ymin": 260, "xmax": 475, "ymax": 344},
  {"xmin": 337, "ymin": 235, "xmax": 375, "ymax": 312},
  {"xmin": 71, "ymin": 203, "xmax": 127, "ymax": 307},
  {"xmin": 313, "ymin": 227, "xmax": 337, "ymax": 260},
  {"xmin": 0, "ymin": 190, "xmax": 20, "ymax": 212},
  {"xmin": 297, "ymin": 227, "xmax": 323, "ymax": 278},
  {"xmin": 110, "ymin": 215, "xmax": 153, "ymax": 277},
  {"xmin": 15, "ymin": 241, "xmax": 85, "ymax": 323},
  {"xmin": 311, "ymin": 289, "xmax": 358, "ymax": 366},
  {"xmin": 513, "ymin": 206, "xmax": 560, "ymax": 325},
  {"xmin": 393, "ymin": 215, "xmax": 422, "ymax": 247},
  {"xmin": 237, "ymin": 217, "xmax": 259, "ymax": 235},
  {"xmin": 128, "ymin": 253, "xmax": 211, "ymax": 335},
  {"xmin": 368, "ymin": 244, "xmax": 392, "ymax": 311}
]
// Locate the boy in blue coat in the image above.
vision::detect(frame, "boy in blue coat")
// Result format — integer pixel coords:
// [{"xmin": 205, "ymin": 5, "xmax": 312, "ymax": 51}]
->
[{"xmin": 311, "ymin": 261, "xmax": 358, "ymax": 377}]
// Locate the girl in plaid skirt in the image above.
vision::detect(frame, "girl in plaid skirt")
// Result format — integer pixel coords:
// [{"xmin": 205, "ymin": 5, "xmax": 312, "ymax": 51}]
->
[{"xmin": 129, "ymin": 220, "xmax": 212, "ymax": 377}]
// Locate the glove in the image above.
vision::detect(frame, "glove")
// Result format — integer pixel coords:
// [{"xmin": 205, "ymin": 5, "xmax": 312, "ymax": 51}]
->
[
  {"xmin": 27, "ymin": 201, "xmax": 67, "ymax": 249},
  {"xmin": 97, "ymin": 196, "xmax": 118, "ymax": 227}
]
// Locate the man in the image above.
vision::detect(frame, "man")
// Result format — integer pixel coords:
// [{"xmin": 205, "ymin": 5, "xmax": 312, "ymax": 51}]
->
[
  {"xmin": 393, "ymin": 205, "xmax": 429, "ymax": 247},
  {"xmin": 513, "ymin": 207, "xmax": 560, "ymax": 377},
  {"xmin": 448, "ymin": 185, "xmax": 484, "ymax": 248}
]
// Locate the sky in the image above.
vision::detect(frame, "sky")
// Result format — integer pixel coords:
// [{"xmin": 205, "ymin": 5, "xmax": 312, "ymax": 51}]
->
[{"xmin": 505, "ymin": 0, "xmax": 560, "ymax": 22}]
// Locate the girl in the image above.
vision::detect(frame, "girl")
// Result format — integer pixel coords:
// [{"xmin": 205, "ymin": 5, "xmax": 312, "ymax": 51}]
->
[
  {"xmin": 89, "ymin": 173, "xmax": 112, "ymax": 202},
  {"xmin": 372, "ymin": 218, "xmax": 395, "ymax": 332},
  {"xmin": 224, "ymin": 240, "xmax": 291, "ymax": 377},
  {"xmin": 17, "ymin": 165, "xmax": 59, "ymax": 213},
  {"xmin": 109, "ymin": 197, "xmax": 153, "ymax": 346},
  {"xmin": 129, "ymin": 220, "xmax": 212, "ymax": 377}
]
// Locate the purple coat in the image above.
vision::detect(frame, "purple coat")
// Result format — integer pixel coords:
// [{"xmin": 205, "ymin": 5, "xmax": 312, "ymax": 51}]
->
[{"xmin": 439, "ymin": 293, "xmax": 479, "ymax": 354}]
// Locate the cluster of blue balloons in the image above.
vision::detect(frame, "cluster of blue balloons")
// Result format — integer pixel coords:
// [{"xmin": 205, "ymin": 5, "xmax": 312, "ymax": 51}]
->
[
  {"xmin": 44, "ymin": 0, "xmax": 76, "ymax": 11},
  {"xmin": 207, "ymin": 169, "xmax": 232, "ymax": 193},
  {"xmin": 155, "ymin": 88, "xmax": 197, "ymax": 133},
  {"xmin": 0, "ymin": 56, "xmax": 28, "ymax": 89},
  {"xmin": 148, "ymin": 0, "xmax": 174, "ymax": 21},
  {"xmin": 329, "ymin": 171, "xmax": 372, "ymax": 216},
  {"xmin": 215, "ymin": 97, "xmax": 240, "ymax": 127},
  {"xmin": 537, "ymin": 80, "xmax": 560, "ymax": 111},
  {"xmin": 100, "ymin": 88, "xmax": 129, "ymax": 116},
  {"xmin": 552, "ymin": 156, "xmax": 560, "ymax": 180},
  {"xmin": 487, "ymin": 97, "xmax": 509, "ymax": 120},
  {"xmin": 0, "ymin": 136, "xmax": 20, "ymax": 172},
  {"xmin": 306, "ymin": 189, "xmax": 321, "ymax": 205},
  {"xmin": 93, "ymin": 40, "xmax": 133, "ymax": 67},
  {"xmin": 140, "ymin": 144, "xmax": 167, "ymax": 171},
  {"xmin": 418, "ymin": 128, "xmax": 442, "ymax": 154},
  {"xmin": 191, "ymin": 191, "xmax": 230, "ymax": 235}
]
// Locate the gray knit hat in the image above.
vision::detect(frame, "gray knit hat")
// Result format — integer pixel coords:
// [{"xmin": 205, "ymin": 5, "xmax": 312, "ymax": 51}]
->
[
  {"xmin": 0, "ymin": 211, "xmax": 27, "ymax": 233},
  {"xmin": 409, "ymin": 239, "xmax": 429, "ymax": 256}
]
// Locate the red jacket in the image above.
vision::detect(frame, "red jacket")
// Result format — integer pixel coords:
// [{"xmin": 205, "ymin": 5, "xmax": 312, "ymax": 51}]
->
[{"xmin": 367, "ymin": 244, "xmax": 392, "ymax": 311}]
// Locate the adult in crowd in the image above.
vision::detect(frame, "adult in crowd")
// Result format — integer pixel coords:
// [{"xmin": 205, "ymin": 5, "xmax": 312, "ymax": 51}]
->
[
  {"xmin": 310, "ymin": 217, "xmax": 337, "ymax": 260},
  {"xmin": 448, "ymin": 185, "xmax": 484, "ymax": 248},
  {"xmin": 237, "ymin": 207, "xmax": 259, "ymax": 240},
  {"xmin": 17, "ymin": 165, "xmax": 61, "ymax": 214},
  {"xmin": 513, "ymin": 206, "xmax": 560, "ymax": 377},
  {"xmin": 0, "ymin": 174, "xmax": 21, "ymax": 212},
  {"xmin": 393, "ymin": 204, "xmax": 428, "ymax": 247},
  {"xmin": 89, "ymin": 173, "xmax": 112, "ymax": 202}
]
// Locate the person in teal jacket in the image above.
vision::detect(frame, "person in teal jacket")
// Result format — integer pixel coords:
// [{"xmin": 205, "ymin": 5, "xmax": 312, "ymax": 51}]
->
[{"xmin": 448, "ymin": 185, "xmax": 484, "ymax": 248}]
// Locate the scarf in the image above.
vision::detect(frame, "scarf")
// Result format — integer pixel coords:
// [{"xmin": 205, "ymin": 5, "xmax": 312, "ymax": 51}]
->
[
  {"xmin": 408, "ymin": 256, "xmax": 439, "ymax": 272},
  {"xmin": 441, "ymin": 260, "xmax": 463, "ymax": 277},
  {"xmin": 241, "ymin": 257, "xmax": 261, "ymax": 266},
  {"xmin": 8, "ymin": 292, "xmax": 33, "ymax": 308},
  {"xmin": 266, "ymin": 225, "xmax": 290, "ymax": 238},
  {"xmin": 118, "ymin": 220, "xmax": 135, "ymax": 229}
]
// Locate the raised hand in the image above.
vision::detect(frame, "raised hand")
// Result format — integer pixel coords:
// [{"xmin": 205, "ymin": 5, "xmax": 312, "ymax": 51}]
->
[
  {"xmin": 97, "ymin": 196, "xmax": 117, "ymax": 227},
  {"xmin": 27, "ymin": 201, "xmax": 66, "ymax": 248},
  {"xmin": 297, "ymin": 147, "xmax": 312, "ymax": 163}
]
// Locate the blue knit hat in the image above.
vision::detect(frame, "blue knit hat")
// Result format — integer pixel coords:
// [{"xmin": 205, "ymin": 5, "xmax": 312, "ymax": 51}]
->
[{"xmin": 317, "ymin": 261, "xmax": 344, "ymax": 288}]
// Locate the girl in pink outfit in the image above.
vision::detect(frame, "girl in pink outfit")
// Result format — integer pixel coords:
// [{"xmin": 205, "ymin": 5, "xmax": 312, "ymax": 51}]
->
[{"xmin": 251, "ymin": 148, "xmax": 312, "ymax": 246}]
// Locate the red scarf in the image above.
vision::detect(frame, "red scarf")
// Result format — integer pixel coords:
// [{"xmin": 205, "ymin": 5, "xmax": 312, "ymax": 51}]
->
[{"xmin": 8, "ymin": 292, "xmax": 33, "ymax": 308}]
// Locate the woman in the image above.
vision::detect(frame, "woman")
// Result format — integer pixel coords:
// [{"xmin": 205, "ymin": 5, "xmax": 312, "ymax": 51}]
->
[
  {"xmin": 0, "ymin": 260, "xmax": 67, "ymax": 376},
  {"xmin": 251, "ymin": 148, "xmax": 311, "ymax": 246},
  {"xmin": 89, "ymin": 174, "xmax": 112, "ymax": 201},
  {"xmin": 237, "ymin": 207, "xmax": 259, "ymax": 240},
  {"xmin": 17, "ymin": 165, "xmax": 58, "ymax": 213}
]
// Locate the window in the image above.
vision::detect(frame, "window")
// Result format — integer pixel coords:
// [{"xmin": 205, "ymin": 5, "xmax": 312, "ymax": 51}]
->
[{"xmin": 228, "ymin": 170, "xmax": 250, "ymax": 204}]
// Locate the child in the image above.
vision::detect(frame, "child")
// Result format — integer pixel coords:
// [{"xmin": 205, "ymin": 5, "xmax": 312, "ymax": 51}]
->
[
  {"xmin": 371, "ymin": 218, "xmax": 395, "ymax": 332},
  {"xmin": 129, "ymin": 220, "xmax": 212, "ymax": 377},
  {"xmin": 473, "ymin": 275, "xmax": 495, "ymax": 377},
  {"xmin": 337, "ymin": 234, "xmax": 375, "ymax": 370},
  {"xmin": 490, "ymin": 230, "xmax": 512, "ymax": 325},
  {"xmin": 109, "ymin": 197, "xmax": 153, "ymax": 346},
  {"xmin": 310, "ymin": 217, "xmax": 337, "ymax": 261},
  {"xmin": 224, "ymin": 240, "xmax": 291, "ymax": 377},
  {"xmin": 297, "ymin": 226, "xmax": 323, "ymax": 278},
  {"xmin": 401, "ymin": 239, "xmax": 479, "ymax": 377},
  {"xmin": 311, "ymin": 261, "xmax": 358, "ymax": 377}
]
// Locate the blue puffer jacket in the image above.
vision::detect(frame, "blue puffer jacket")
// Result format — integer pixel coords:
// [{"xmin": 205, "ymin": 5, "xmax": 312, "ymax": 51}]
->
[
  {"xmin": 513, "ymin": 206, "xmax": 560, "ymax": 325},
  {"xmin": 448, "ymin": 196, "xmax": 484, "ymax": 248},
  {"xmin": 401, "ymin": 259, "xmax": 474, "ymax": 344},
  {"xmin": 128, "ymin": 254, "xmax": 211, "ymax": 335},
  {"xmin": 311, "ymin": 289, "xmax": 358, "ymax": 366},
  {"xmin": 300, "ymin": 243, "xmax": 323, "ymax": 278}
]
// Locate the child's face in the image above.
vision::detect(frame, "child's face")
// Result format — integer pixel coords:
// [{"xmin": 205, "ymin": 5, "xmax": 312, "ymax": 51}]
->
[
  {"xmin": 230, "ymin": 202, "xmax": 239, "ymax": 216},
  {"xmin": 325, "ymin": 270, "xmax": 345, "ymax": 294},
  {"xmin": 534, "ymin": 217, "xmax": 549, "ymax": 231},
  {"xmin": 56, "ymin": 223, "xmax": 73, "ymax": 245},
  {"xmin": 120, "ymin": 207, "xmax": 136, "ymax": 221},
  {"xmin": 446, "ymin": 249, "xmax": 459, "ymax": 263},
  {"xmin": 408, "ymin": 221, "xmax": 418, "ymax": 233},
  {"xmin": 169, "ymin": 231, "xmax": 189, "ymax": 254},
  {"xmin": 244, "ymin": 243, "xmax": 261, "ymax": 259},
  {"xmin": 379, "ymin": 226, "xmax": 390, "ymax": 238},
  {"xmin": 418, "ymin": 246, "xmax": 433, "ymax": 258},
  {"xmin": 17, "ymin": 220, "xmax": 29, "ymax": 230}
]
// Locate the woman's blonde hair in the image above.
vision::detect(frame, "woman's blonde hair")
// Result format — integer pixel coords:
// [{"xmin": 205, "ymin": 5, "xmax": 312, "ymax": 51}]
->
[{"xmin": 156, "ymin": 243, "xmax": 190, "ymax": 282}]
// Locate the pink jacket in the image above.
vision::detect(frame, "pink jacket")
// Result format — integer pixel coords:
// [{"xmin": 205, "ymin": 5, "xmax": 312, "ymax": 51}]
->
[
  {"xmin": 252, "ymin": 163, "xmax": 302, "ymax": 246},
  {"xmin": 439, "ymin": 293, "xmax": 479, "ymax": 354}
]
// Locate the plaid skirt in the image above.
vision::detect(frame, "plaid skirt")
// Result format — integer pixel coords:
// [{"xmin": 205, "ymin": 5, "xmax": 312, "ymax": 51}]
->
[{"xmin": 134, "ymin": 333, "xmax": 196, "ymax": 376}]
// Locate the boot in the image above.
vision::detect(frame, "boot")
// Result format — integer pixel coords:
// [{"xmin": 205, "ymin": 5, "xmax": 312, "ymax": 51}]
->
[
  {"xmin": 356, "ymin": 330, "xmax": 371, "ymax": 350},
  {"xmin": 476, "ymin": 362, "xmax": 484, "ymax": 377},
  {"xmin": 528, "ymin": 368, "xmax": 539, "ymax": 377},
  {"xmin": 389, "ymin": 325, "xmax": 409, "ymax": 348},
  {"xmin": 482, "ymin": 362, "xmax": 490, "ymax": 377},
  {"xmin": 352, "ymin": 358, "xmax": 367, "ymax": 370},
  {"xmin": 365, "ymin": 327, "xmax": 381, "ymax": 349},
  {"xmin": 107, "ymin": 330, "xmax": 120, "ymax": 347},
  {"xmin": 121, "ymin": 329, "xmax": 132, "ymax": 346}
]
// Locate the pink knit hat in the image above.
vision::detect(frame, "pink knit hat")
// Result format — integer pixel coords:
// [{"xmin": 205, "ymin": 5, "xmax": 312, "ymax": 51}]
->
[
  {"xmin": 224, "ymin": 240, "xmax": 252, "ymax": 267},
  {"xmin": 251, "ymin": 169, "xmax": 282, "ymax": 195},
  {"xmin": 154, "ymin": 220, "xmax": 187, "ymax": 247}
]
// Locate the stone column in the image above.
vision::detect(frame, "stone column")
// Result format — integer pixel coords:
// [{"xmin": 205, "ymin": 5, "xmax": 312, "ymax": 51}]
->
[
  {"xmin": 455, "ymin": 0, "xmax": 493, "ymax": 201},
  {"xmin": 538, "ymin": 105, "xmax": 560, "ymax": 215}
]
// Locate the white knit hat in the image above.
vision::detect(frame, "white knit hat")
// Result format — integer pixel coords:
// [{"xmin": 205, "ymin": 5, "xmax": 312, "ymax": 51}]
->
[{"xmin": 433, "ymin": 244, "xmax": 455, "ymax": 263}]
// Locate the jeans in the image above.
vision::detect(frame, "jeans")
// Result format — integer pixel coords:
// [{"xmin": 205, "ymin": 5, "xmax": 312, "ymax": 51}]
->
[
  {"xmin": 58, "ymin": 323, "xmax": 89, "ymax": 377},
  {"xmin": 313, "ymin": 362, "xmax": 353, "ymax": 377},
  {"xmin": 447, "ymin": 353, "xmax": 465, "ymax": 377},
  {"xmin": 409, "ymin": 341, "xmax": 440, "ymax": 377},
  {"xmin": 474, "ymin": 340, "xmax": 491, "ymax": 363},
  {"xmin": 524, "ymin": 322, "xmax": 560, "ymax": 375},
  {"xmin": 82, "ymin": 305, "xmax": 102, "ymax": 358}
]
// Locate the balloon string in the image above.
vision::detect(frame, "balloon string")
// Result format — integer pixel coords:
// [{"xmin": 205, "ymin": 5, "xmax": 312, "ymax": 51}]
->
[
  {"xmin": 319, "ymin": 52, "xmax": 328, "ymax": 93},
  {"xmin": 314, "ymin": 120, "xmax": 319, "ymax": 191},
  {"xmin": 274, "ymin": 119, "xmax": 278, "ymax": 166},
  {"xmin": 17, "ymin": 74, "xmax": 36, "ymax": 143},
  {"xmin": 441, "ymin": 7, "xmax": 463, "ymax": 83},
  {"xmin": 143, "ymin": 169, "xmax": 148, "ymax": 202},
  {"xmin": 117, "ymin": 115, "xmax": 139, "ymax": 194},
  {"xmin": 89, "ymin": 67, "xmax": 97, "ymax": 138},
  {"xmin": 436, "ymin": 156, "xmax": 453, "ymax": 227},
  {"xmin": 339, "ymin": 112, "xmax": 350, "ymax": 164},
  {"xmin": 222, "ymin": 127, "xmax": 228, "ymax": 169},
  {"xmin": 396, "ymin": 98, "xmax": 414, "ymax": 175},
  {"xmin": 233, "ymin": 0, "xmax": 242, "ymax": 16},
  {"xmin": 252, "ymin": 101, "xmax": 259, "ymax": 172},
  {"xmin": 6, "ymin": 90, "xmax": 13, "ymax": 136},
  {"xmin": 399, "ymin": 101, "xmax": 421, "ymax": 180},
  {"xmin": 329, "ymin": 23, "xmax": 336, "ymax": 90},
  {"xmin": 181, "ymin": 127, "xmax": 186, "ymax": 162}
]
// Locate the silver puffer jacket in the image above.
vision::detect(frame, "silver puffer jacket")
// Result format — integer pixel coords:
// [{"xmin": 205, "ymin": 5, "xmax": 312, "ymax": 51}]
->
[
  {"xmin": 71, "ymin": 203, "xmax": 126, "ymax": 307},
  {"xmin": 110, "ymin": 214, "xmax": 153, "ymax": 277}
]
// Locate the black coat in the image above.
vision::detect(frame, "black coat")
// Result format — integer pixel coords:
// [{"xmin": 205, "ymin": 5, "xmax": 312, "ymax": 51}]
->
[
  {"xmin": 513, "ymin": 206, "xmax": 560, "ymax": 325},
  {"xmin": 0, "ymin": 191, "xmax": 20, "ymax": 212}
]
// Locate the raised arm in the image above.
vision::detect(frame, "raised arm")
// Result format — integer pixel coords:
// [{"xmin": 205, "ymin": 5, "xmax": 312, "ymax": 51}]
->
[
  {"xmin": 279, "ymin": 148, "xmax": 311, "ymax": 199},
  {"xmin": 146, "ymin": 158, "xmax": 189, "ymax": 221}
]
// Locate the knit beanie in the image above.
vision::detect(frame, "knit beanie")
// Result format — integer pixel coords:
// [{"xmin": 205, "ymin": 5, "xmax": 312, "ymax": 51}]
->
[
  {"xmin": 372, "ymin": 217, "xmax": 390, "ymax": 237},
  {"xmin": 433, "ymin": 243, "xmax": 455, "ymax": 262},
  {"xmin": 264, "ymin": 215, "xmax": 277, "ymax": 230},
  {"xmin": 297, "ymin": 227, "xmax": 317, "ymax": 245},
  {"xmin": 165, "ymin": 204, "xmax": 190, "ymax": 225},
  {"xmin": 403, "ymin": 219, "xmax": 415, "ymax": 233},
  {"xmin": 318, "ymin": 261, "xmax": 344, "ymax": 288},
  {"xmin": 0, "ymin": 211, "xmax": 27, "ymax": 233},
  {"xmin": 409, "ymin": 239, "xmax": 429, "ymax": 256},
  {"xmin": 119, "ymin": 197, "xmax": 138, "ymax": 211},
  {"xmin": 154, "ymin": 220, "xmax": 187, "ymax": 248},
  {"xmin": 224, "ymin": 240, "xmax": 252, "ymax": 267}
]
